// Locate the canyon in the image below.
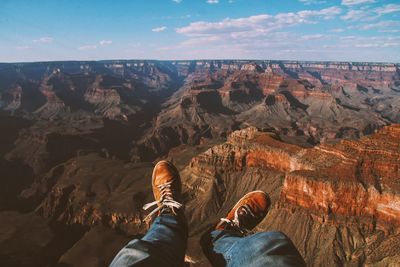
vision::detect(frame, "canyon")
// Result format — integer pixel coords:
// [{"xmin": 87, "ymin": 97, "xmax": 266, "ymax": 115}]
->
[
  {"xmin": 0, "ymin": 60, "xmax": 399, "ymax": 266},
  {"xmin": 181, "ymin": 124, "xmax": 400, "ymax": 266}
]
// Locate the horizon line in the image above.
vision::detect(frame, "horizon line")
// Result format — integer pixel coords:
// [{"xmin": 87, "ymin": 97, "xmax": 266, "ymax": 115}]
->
[{"xmin": 1, "ymin": 58, "xmax": 399, "ymax": 65}]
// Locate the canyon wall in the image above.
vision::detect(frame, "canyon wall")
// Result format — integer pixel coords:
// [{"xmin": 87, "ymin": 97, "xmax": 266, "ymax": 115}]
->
[
  {"xmin": 1, "ymin": 60, "xmax": 399, "ymax": 266},
  {"xmin": 180, "ymin": 125, "xmax": 400, "ymax": 266}
]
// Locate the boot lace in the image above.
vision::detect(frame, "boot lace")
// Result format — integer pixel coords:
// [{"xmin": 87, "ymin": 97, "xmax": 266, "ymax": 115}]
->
[{"xmin": 142, "ymin": 181, "xmax": 182, "ymax": 222}]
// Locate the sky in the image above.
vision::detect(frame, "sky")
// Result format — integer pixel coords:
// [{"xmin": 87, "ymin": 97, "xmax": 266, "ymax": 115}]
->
[{"xmin": 0, "ymin": 0, "xmax": 400, "ymax": 63}]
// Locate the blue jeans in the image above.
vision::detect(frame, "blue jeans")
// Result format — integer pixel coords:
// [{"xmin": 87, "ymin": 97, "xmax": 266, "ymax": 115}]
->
[
  {"xmin": 110, "ymin": 214, "xmax": 187, "ymax": 267},
  {"xmin": 208, "ymin": 230, "xmax": 306, "ymax": 267},
  {"xmin": 110, "ymin": 214, "xmax": 305, "ymax": 267}
]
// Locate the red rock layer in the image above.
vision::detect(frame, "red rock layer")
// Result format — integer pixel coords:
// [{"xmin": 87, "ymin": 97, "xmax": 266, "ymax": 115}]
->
[
  {"xmin": 282, "ymin": 173, "xmax": 400, "ymax": 227},
  {"xmin": 190, "ymin": 125, "xmax": 400, "ymax": 228},
  {"xmin": 282, "ymin": 125, "xmax": 400, "ymax": 228}
]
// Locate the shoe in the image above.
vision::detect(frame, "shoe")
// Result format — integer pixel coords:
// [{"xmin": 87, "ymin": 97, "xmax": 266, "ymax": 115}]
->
[
  {"xmin": 143, "ymin": 160, "xmax": 183, "ymax": 222},
  {"xmin": 216, "ymin": 191, "xmax": 270, "ymax": 234}
]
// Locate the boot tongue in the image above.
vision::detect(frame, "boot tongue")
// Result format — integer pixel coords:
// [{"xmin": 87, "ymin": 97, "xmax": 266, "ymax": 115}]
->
[
  {"xmin": 235, "ymin": 205, "xmax": 256, "ymax": 228},
  {"xmin": 160, "ymin": 206, "xmax": 173, "ymax": 215}
]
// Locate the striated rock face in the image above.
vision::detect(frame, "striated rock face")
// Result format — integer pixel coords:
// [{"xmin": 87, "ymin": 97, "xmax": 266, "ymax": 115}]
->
[
  {"xmin": 186, "ymin": 125, "xmax": 400, "ymax": 227},
  {"xmin": 0, "ymin": 61, "xmax": 183, "ymax": 121},
  {"xmin": 180, "ymin": 125, "xmax": 400, "ymax": 266},
  {"xmin": 281, "ymin": 125, "xmax": 400, "ymax": 228},
  {"xmin": 83, "ymin": 75, "xmax": 122, "ymax": 118},
  {"xmin": 133, "ymin": 59, "xmax": 399, "ymax": 160},
  {"xmin": 282, "ymin": 175, "xmax": 400, "ymax": 227},
  {"xmin": 23, "ymin": 154, "xmax": 153, "ymax": 233},
  {"xmin": 1, "ymin": 60, "xmax": 399, "ymax": 163},
  {"xmin": 0, "ymin": 84, "xmax": 22, "ymax": 111}
]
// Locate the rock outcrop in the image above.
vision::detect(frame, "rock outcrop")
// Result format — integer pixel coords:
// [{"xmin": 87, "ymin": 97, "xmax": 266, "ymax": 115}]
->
[
  {"xmin": 136, "ymin": 60, "xmax": 397, "ymax": 160},
  {"xmin": 180, "ymin": 125, "xmax": 400, "ymax": 266}
]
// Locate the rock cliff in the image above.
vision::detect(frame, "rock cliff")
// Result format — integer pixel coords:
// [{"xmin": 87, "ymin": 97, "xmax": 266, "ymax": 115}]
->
[{"xmin": 179, "ymin": 125, "xmax": 400, "ymax": 266}]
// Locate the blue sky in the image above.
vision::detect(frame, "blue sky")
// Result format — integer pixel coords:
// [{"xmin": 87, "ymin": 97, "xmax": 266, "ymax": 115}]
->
[{"xmin": 0, "ymin": 0, "xmax": 399, "ymax": 62}]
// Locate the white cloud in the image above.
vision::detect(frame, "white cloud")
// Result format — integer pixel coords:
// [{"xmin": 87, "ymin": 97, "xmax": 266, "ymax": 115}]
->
[
  {"xmin": 172, "ymin": 0, "xmax": 182, "ymax": 3},
  {"xmin": 299, "ymin": 0, "xmax": 327, "ymax": 5},
  {"xmin": 78, "ymin": 45, "xmax": 97, "ymax": 50},
  {"xmin": 177, "ymin": 15, "xmax": 270, "ymax": 36},
  {"xmin": 379, "ymin": 29, "xmax": 400, "ymax": 33},
  {"xmin": 353, "ymin": 20, "xmax": 400, "ymax": 30},
  {"xmin": 179, "ymin": 35, "xmax": 221, "ymax": 47},
  {"xmin": 174, "ymin": 7, "xmax": 341, "ymax": 57},
  {"xmin": 99, "ymin": 40, "xmax": 112, "ymax": 46},
  {"xmin": 172, "ymin": 7, "xmax": 343, "ymax": 60},
  {"xmin": 335, "ymin": 35, "xmax": 400, "ymax": 48},
  {"xmin": 207, "ymin": 0, "xmax": 219, "ymax": 4},
  {"xmin": 297, "ymin": 6, "xmax": 342, "ymax": 19},
  {"xmin": 16, "ymin": 45, "xmax": 30, "ymax": 50},
  {"xmin": 299, "ymin": 34, "xmax": 326, "ymax": 40},
  {"xmin": 160, "ymin": 5, "xmax": 399, "ymax": 62},
  {"xmin": 152, "ymin": 26, "xmax": 167, "ymax": 32},
  {"xmin": 157, "ymin": 34, "xmax": 399, "ymax": 61},
  {"xmin": 33, "ymin": 37, "xmax": 54, "ymax": 43},
  {"xmin": 341, "ymin": 0, "xmax": 375, "ymax": 6},
  {"xmin": 376, "ymin": 4, "xmax": 400, "ymax": 15},
  {"xmin": 176, "ymin": 7, "xmax": 341, "ymax": 36},
  {"xmin": 341, "ymin": 9, "xmax": 373, "ymax": 21},
  {"xmin": 354, "ymin": 43, "xmax": 379, "ymax": 48},
  {"xmin": 341, "ymin": 4, "xmax": 400, "ymax": 22},
  {"xmin": 381, "ymin": 42, "xmax": 400, "ymax": 47}
]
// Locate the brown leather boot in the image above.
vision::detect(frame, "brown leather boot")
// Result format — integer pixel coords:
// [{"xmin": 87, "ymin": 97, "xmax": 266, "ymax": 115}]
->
[
  {"xmin": 216, "ymin": 191, "xmax": 270, "ymax": 234},
  {"xmin": 143, "ymin": 160, "xmax": 183, "ymax": 222}
]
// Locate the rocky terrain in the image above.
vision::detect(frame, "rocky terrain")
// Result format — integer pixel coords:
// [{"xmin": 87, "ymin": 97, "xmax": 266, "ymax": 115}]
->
[
  {"xmin": 0, "ymin": 60, "xmax": 399, "ymax": 266},
  {"xmin": 181, "ymin": 125, "xmax": 400, "ymax": 266}
]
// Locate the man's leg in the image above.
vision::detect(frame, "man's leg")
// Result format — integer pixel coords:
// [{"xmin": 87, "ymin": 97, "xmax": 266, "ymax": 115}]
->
[
  {"xmin": 210, "ymin": 229, "xmax": 305, "ymax": 267},
  {"xmin": 110, "ymin": 214, "xmax": 187, "ymax": 267},
  {"xmin": 205, "ymin": 190, "xmax": 305, "ymax": 267},
  {"xmin": 110, "ymin": 161, "xmax": 187, "ymax": 267}
]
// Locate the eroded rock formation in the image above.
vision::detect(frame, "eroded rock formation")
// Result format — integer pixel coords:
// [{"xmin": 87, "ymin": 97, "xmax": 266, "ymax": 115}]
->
[
  {"xmin": 0, "ymin": 60, "xmax": 400, "ymax": 266},
  {"xmin": 180, "ymin": 125, "xmax": 400, "ymax": 266}
]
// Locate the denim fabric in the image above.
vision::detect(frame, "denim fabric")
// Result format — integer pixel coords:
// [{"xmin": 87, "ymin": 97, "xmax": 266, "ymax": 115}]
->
[
  {"xmin": 109, "ymin": 214, "xmax": 187, "ymax": 267},
  {"xmin": 110, "ymin": 214, "xmax": 305, "ymax": 267},
  {"xmin": 209, "ymin": 230, "xmax": 306, "ymax": 267}
]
